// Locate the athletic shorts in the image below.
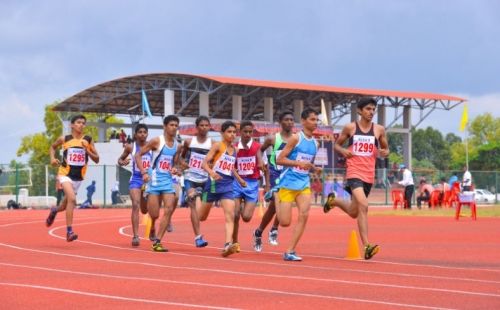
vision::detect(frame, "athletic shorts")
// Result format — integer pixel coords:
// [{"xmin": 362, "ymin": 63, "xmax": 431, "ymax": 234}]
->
[
  {"xmin": 146, "ymin": 183, "xmax": 175, "ymax": 196},
  {"xmin": 278, "ymin": 187, "xmax": 311, "ymax": 203},
  {"xmin": 344, "ymin": 178, "xmax": 373, "ymax": 197},
  {"xmin": 233, "ymin": 178, "xmax": 259, "ymax": 203},
  {"xmin": 58, "ymin": 175, "xmax": 82, "ymax": 193},
  {"xmin": 184, "ymin": 179, "xmax": 206, "ymax": 195},
  {"xmin": 202, "ymin": 190, "xmax": 234, "ymax": 203},
  {"xmin": 129, "ymin": 175, "xmax": 144, "ymax": 190}
]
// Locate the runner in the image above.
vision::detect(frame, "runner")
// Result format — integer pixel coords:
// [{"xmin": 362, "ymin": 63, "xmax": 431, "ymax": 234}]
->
[
  {"xmin": 276, "ymin": 108, "xmax": 319, "ymax": 261},
  {"xmin": 135, "ymin": 115, "xmax": 182, "ymax": 252},
  {"xmin": 117, "ymin": 124, "xmax": 151, "ymax": 247},
  {"xmin": 232, "ymin": 120, "xmax": 264, "ymax": 249},
  {"xmin": 252, "ymin": 111, "xmax": 294, "ymax": 252},
  {"xmin": 323, "ymin": 97, "xmax": 389, "ymax": 260},
  {"xmin": 179, "ymin": 115, "xmax": 211, "ymax": 248},
  {"xmin": 198, "ymin": 121, "xmax": 246, "ymax": 257},
  {"xmin": 46, "ymin": 114, "xmax": 100, "ymax": 242}
]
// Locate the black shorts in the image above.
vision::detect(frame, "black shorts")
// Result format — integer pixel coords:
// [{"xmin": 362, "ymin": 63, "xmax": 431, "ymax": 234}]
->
[{"xmin": 344, "ymin": 178, "xmax": 373, "ymax": 198}]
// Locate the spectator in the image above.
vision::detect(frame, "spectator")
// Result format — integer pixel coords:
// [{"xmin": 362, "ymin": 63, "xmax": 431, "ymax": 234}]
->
[
  {"xmin": 462, "ymin": 166, "xmax": 472, "ymax": 192},
  {"xmin": 398, "ymin": 164, "xmax": 414, "ymax": 209},
  {"xmin": 311, "ymin": 175, "xmax": 322, "ymax": 204},
  {"xmin": 82, "ymin": 180, "xmax": 96, "ymax": 208},
  {"xmin": 417, "ymin": 180, "xmax": 433, "ymax": 209},
  {"xmin": 110, "ymin": 129, "xmax": 118, "ymax": 140},
  {"xmin": 436, "ymin": 177, "xmax": 450, "ymax": 205},
  {"xmin": 448, "ymin": 173, "xmax": 458, "ymax": 188},
  {"xmin": 119, "ymin": 129, "xmax": 127, "ymax": 144},
  {"xmin": 111, "ymin": 181, "xmax": 120, "ymax": 205}
]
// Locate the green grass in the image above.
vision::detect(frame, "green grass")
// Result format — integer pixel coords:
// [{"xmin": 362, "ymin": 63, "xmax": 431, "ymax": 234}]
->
[{"xmin": 370, "ymin": 205, "xmax": 500, "ymax": 217}]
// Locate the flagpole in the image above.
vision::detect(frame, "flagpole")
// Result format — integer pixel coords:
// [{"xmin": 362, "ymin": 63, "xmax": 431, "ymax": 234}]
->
[{"xmin": 465, "ymin": 129, "xmax": 469, "ymax": 170}]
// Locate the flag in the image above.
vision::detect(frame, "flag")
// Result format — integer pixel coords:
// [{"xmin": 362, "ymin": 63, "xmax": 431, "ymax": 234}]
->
[
  {"xmin": 320, "ymin": 98, "xmax": 329, "ymax": 125},
  {"xmin": 141, "ymin": 89, "xmax": 153, "ymax": 118},
  {"xmin": 459, "ymin": 103, "xmax": 468, "ymax": 132}
]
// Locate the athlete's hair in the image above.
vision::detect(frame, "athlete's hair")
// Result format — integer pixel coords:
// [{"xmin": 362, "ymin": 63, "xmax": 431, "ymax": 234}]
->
[
  {"xmin": 357, "ymin": 97, "xmax": 377, "ymax": 109},
  {"xmin": 221, "ymin": 120, "xmax": 236, "ymax": 132},
  {"xmin": 163, "ymin": 115, "xmax": 179, "ymax": 125},
  {"xmin": 70, "ymin": 114, "xmax": 86, "ymax": 124},
  {"xmin": 240, "ymin": 120, "xmax": 254, "ymax": 130},
  {"xmin": 279, "ymin": 110, "xmax": 294, "ymax": 122},
  {"xmin": 134, "ymin": 123, "xmax": 148, "ymax": 134},
  {"xmin": 301, "ymin": 108, "xmax": 317, "ymax": 120},
  {"xmin": 195, "ymin": 115, "xmax": 210, "ymax": 127}
]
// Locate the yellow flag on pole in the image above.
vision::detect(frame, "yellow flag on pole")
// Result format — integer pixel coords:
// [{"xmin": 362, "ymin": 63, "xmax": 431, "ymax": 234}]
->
[
  {"xmin": 459, "ymin": 104, "xmax": 468, "ymax": 132},
  {"xmin": 320, "ymin": 98, "xmax": 329, "ymax": 125}
]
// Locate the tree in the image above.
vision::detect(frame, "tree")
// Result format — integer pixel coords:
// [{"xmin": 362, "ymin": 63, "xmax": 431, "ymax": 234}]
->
[
  {"xmin": 412, "ymin": 127, "xmax": 451, "ymax": 170},
  {"xmin": 468, "ymin": 113, "xmax": 500, "ymax": 146},
  {"xmin": 445, "ymin": 133, "xmax": 461, "ymax": 145}
]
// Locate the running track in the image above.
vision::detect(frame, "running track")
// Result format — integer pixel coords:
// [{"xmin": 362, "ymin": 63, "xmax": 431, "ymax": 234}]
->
[{"xmin": 1, "ymin": 208, "xmax": 499, "ymax": 309}]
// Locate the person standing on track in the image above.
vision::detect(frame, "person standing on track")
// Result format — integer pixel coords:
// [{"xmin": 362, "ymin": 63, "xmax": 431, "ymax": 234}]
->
[
  {"xmin": 252, "ymin": 111, "xmax": 295, "ymax": 252},
  {"xmin": 117, "ymin": 123, "xmax": 151, "ymax": 247},
  {"xmin": 198, "ymin": 121, "xmax": 247, "ymax": 257},
  {"xmin": 276, "ymin": 108, "xmax": 320, "ymax": 261},
  {"xmin": 46, "ymin": 114, "xmax": 100, "ymax": 242},
  {"xmin": 232, "ymin": 120, "xmax": 264, "ymax": 250},
  {"xmin": 135, "ymin": 115, "xmax": 182, "ymax": 252},
  {"xmin": 178, "ymin": 115, "xmax": 211, "ymax": 248},
  {"xmin": 323, "ymin": 97, "xmax": 389, "ymax": 260}
]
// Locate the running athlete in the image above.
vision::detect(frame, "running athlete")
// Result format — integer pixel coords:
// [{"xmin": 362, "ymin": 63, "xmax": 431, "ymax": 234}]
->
[
  {"xmin": 323, "ymin": 97, "xmax": 389, "ymax": 260},
  {"xmin": 179, "ymin": 115, "xmax": 211, "ymax": 248},
  {"xmin": 46, "ymin": 114, "xmax": 100, "ymax": 242},
  {"xmin": 232, "ymin": 120, "xmax": 264, "ymax": 249},
  {"xmin": 198, "ymin": 121, "xmax": 246, "ymax": 257},
  {"xmin": 252, "ymin": 111, "xmax": 295, "ymax": 252},
  {"xmin": 117, "ymin": 124, "xmax": 151, "ymax": 247},
  {"xmin": 135, "ymin": 115, "xmax": 182, "ymax": 252},
  {"xmin": 276, "ymin": 108, "xmax": 319, "ymax": 261}
]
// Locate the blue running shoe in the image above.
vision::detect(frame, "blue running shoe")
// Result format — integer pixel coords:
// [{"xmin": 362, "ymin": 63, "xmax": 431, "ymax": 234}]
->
[
  {"xmin": 66, "ymin": 231, "xmax": 78, "ymax": 242},
  {"xmin": 195, "ymin": 236, "xmax": 208, "ymax": 248},
  {"xmin": 283, "ymin": 251, "xmax": 302, "ymax": 261},
  {"xmin": 46, "ymin": 207, "xmax": 58, "ymax": 227}
]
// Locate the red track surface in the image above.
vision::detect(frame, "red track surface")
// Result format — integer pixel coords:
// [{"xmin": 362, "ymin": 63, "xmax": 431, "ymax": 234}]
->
[{"xmin": 1, "ymin": 208, "xmax": 499, "ymax": 309}]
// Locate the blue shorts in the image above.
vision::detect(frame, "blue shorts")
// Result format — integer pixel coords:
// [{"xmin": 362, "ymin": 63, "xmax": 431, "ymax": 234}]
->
[
  {"xmin": 202, "ymin": 191, "xmax": 234, "ymax": 203},
  {"xmin": 146, "ymin": 183, "xmax": 175, "ymax": 196},
  {"xmin": 269, "ymin": 170, "xmax": 281, "ymax": 188},
  {"xmin": 184, "ymin": 179, "xmax": 206, "ymax": 194},
  {"xmin": 234, "ymin": 178, "xmax": 259, "ymax": 203},
  {"xmin": 129, "ymin": 175, "xmax": 144, "ymax": 190}
]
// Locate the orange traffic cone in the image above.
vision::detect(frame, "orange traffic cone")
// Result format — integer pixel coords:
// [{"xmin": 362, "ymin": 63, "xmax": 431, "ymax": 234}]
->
[
  {"xmin": 345, "ymin": 230, "xmax": 361, "ymax": 260},
  {"xmin": 143, "ymin": 215, "xmax": 152, "ymax": 239}
]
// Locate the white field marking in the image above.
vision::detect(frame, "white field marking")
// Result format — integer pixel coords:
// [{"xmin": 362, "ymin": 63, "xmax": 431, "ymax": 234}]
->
[
  {"xmin": 1, "ymin": 242, "xmax": 499, "ymax": 300},
  {"xmin": 0, "ymin": 215, "xmax": 128, "ymax": 228},
  {"xmin": 0, "ymin": 263, "xmax": 457, "ymax": 310},
  {"xmin": 0, "ymin": 281, "xmax": 238, "ymax": 310}
]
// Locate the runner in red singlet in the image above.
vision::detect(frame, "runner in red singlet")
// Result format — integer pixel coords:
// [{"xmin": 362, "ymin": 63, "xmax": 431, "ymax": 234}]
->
[{"xmin": 323, "ymin": 97, "xmax": 389, "ymax": 260}]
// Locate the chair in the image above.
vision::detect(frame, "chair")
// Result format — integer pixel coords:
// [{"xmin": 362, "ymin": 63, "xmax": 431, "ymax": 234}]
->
[
  {"xmin": 442, "ymin": 190, "xmax": 452, "ymax": 208},
  {"xmin": 429, "ymin": 190, "xmax": 441, "ymax": 209},
  {"xmin": 455, "ymin": 192, "xmax": 477, "ymax": 220},
  {"xmin": 391, "ymin": 189, "xmax": 404, "ymax": 209}
]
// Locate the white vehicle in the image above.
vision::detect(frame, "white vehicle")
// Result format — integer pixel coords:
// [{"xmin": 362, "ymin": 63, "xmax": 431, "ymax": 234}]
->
[{"xmin": 474, "ymin": 189, "xmax": 496, "ymax": 204}]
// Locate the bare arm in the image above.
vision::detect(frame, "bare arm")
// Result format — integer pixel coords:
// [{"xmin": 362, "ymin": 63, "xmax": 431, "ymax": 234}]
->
[
  {"xmin": 334, "ymin": 123, "xmax": 353, "ymax": 158},
  {"xmin": 178, "ymin": 138, "xmax": 192, "ymax": 171},
  {"xmin": 117, "ymin": 144, "xmax": 133, "ymax": 166},
  {"xmin": 49, "ymin": 136, "xmax": 65, "ymax": 167},
  {"xmin": 260, "ymin": 135, "xmax": 274, "ymax": 191},
  {"xmin": 276, "ymin": 134, "xmax": 313, "ymax": 170},
  {"xmin": 377, "ymin": 125, "xmax": 390, "ymax": 158},
  {"xmin": 82, "ymin": 138, "xmax": 100, "ymax": 164},
  {"xmin": 202, "ymin": 142, "xmax": 221, "ymax": 180}
]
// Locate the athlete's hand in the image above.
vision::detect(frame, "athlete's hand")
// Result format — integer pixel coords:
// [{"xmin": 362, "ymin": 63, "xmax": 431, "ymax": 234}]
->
[
  {"xmin": 297, "ymin": 161, "xmax": 314, "ymax": 170},
  {"xmin": 170, "ymin": 167, "xmax": 181, "ymax": 176},
  {"xmin": 179, "ymin": 161, "xmax": 189, "ymax": 171},
  {"xmin": 50, "ymin": 158, "xmax": 60, "ymax": 167},
  {"xmin": 264, "ymin": 184, "xmax": 270, "ymax": 193},
  {"xmin": 118, "ymin": 158, "xmax": 130, "ymax": 166},
  {"xmin": 240, "ymin": 180, "xmax": 247, "ymax": 188},
  {"xmin": 340, "ymin": 148, "xmax": 353, "ymax": 159},
  {"xmin": 379, "ymin": 148, "xmax": 389, "ymax": 157},
  {"xmin": 210, "ymin": 172, "xmax": 222, "ymax": 181},
  {"xmin": 142, "ymin": 173, "xmax": 150, "ymax": 183}
]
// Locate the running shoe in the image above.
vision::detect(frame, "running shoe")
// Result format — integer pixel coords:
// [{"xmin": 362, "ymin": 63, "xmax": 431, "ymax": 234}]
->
[
  {"xmin": 149, "ymin": 228, "xmax": 156, "ymax": 241},
  {"xmin": 323, "ymin": 192, "xmax": 336, "ymax": 213},
  {"xmin": 195, "ymin": 235, "xmax": 208, "ymax": 248},
  {"xmin": 364, "ymin": 244, "xmax": 380, "ymax": 260},
  {"xmin": 66, "ymin": 231, "xmax": 78, "ymax": 242},
  {"xmin": 283, "ymin": 251, "xmax": 302, "ymax": 261},
  {"xmin": 45, "ymin": 207, "xmax": 58, "ymax": 227},
  {"xmin": 253, "ymin": 230, "xmax": 263, "ymax": 252},
  {"xmin": 131, "ymin": 235, "xmax": 140, "ymax": 247},
  {"xmin": 234, "ymin": 243, "xmax": 241, "ymax": 253},
  {"xmin": 268, "ymin": 229, "xmax": 279, "ymax": 246},
  {"xmin": 221, "ymin": 243, "xmax": 239, "ymax": 257},
  {"xmin": 152, "ymin": 241, "xmax": 168, "ymax": 252}
]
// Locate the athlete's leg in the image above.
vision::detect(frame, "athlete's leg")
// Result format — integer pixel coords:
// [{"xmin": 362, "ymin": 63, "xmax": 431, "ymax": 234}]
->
[
  {"xmin": 350, "ymin": 188, "xmax": 370, "ymax": 246},
  {"xmin": 147, "ymin": 194, "xmax": 161, "ymax": 238},
  {"xmin": 129, "ymin": 188, "xmax": 141, "ymax": 238},
  {"xmin": 61, "ymin": 181, "xmax": 77, "ymax": 227},
  {"xmin": 220, "ymin": 198, "xmax": 236, "ymax": 245},
  {"xmin": 232, "ymin": 197, "xmax": 243, "ymax": 243},
  {"xmin": 285, "ymin": 192, "xmax": 312, "ymax": 254},
  {"xmin": 156, "ymin": 193, "xmax": 176, "ymax": 241}
]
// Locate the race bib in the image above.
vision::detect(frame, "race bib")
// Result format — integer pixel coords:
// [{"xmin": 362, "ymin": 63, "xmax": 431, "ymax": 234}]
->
[
  {"xmin": 274, "ymin": 150, "xmax": 283, "ymax": 171},
  {"xmin": 188, "ymin": 152, "xmax": 207, "ymax": 174},
  {"xmin": 214, "ymin": 154, "xmax": 235, "ymax": 176},
  {"xmin": 292, "ymin": 152, "xmax": 314, "ymax": 174},
  {"xmin": 352, "ymin": 135, "xmax": 375, "ymax": 157},
  {"xmin": 237, "ymin": 156, "xmax": 256, "ymax": 176},
  {"xmin": 141, "ymin": 155, "xmax": 151, "ymax": 170},
  {"xmin": 156, "ymin": 154, "xmax": 173, "ymax": 173},
  {"xmin": 67, "ymin": 148, "xmax": 86, "ymax": 166}
]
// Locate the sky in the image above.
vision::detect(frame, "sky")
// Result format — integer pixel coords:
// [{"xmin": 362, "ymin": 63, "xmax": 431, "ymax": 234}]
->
[{"xmin": 1, "ymin": 0, "xmax": 499, "ymax": 164}]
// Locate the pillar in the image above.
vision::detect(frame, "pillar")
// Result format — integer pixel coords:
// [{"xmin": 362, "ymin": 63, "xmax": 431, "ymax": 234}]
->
[
  {"xmin": 232, "ymin": 95, "xmax": 242, "ymax": 120},
  {"xmin": 199, "ymin": 91, "xmax": 209, "ymax": 116},
  {"xmin": 403, "ymin": 106, "xmax": 412, "ymax": 169},
  {"xmin": 293, "ymin": 99, "xmax": 303, "ymax": 122},
  {"xmin": 164, "ymin": 89, "xmax": 175, "ymax": 116},
  {"xmin": 264, "ymin": 97, "xmax": 273, "ymax": 122}
]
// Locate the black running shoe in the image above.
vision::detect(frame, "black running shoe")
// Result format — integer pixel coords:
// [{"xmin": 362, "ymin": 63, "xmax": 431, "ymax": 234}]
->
[
  {"xmin": 66, "ymin": 231, "xmax": 78, "ymax": 242},
  {"xmin": 46, "ymin": 207, "xmax": 58, "ymax": 227},
  {"xmin": 364, "ymin": 244, "xmax": 380, "ymax": 260},
  {"xmin": 323, "ymin": 192, "xmax": 336, "ymax": 213}
]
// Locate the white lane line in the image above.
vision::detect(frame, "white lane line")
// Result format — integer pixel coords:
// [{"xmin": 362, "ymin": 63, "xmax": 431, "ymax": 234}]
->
[
  {"xmin": 1, "ymin": 243, "xmax": 499, "ymax": 300},
  {"xmin": 0, "ymin": 281, "xmax": 239, "ymax": 310},
  {"xmin": 0, "ymin": 263, "xmax": 456, "ymax": 310}
]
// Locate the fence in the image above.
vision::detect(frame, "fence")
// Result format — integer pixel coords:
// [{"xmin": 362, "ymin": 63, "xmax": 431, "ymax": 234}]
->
[{"xmin": 0, "ymin": 163, "xmax": 498, "ymax": 209}]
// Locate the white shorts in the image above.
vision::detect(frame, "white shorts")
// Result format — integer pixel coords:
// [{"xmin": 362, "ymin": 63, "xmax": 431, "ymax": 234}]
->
[{"xmin": 58, "ymin": 175, "xmax": 82, "ymax": 193}]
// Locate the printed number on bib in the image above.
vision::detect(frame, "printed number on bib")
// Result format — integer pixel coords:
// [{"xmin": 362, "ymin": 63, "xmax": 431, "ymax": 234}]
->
[
  {"xmin": 188, "ymin": 152, "xmax": 207, "ymax": 174},
  {"xmin": 237, "ymin": 156, "xmax": 256, "ymax": 175},
  {"xmin": 157, "ymin": 155, "xmax": 173, "ymax": 173},
  {"xmin": 214, "ymin": 154, "xmax": 235, "ymax": 176},
  {"xmin": 293, "ymin": 152, "xmax": 314, "ymax": 174},
  {"xmin": 67, "ymin": 148, "xmax": 86, "ymax": 166},
  {"xmin": 352, "ymin": 135, "xmax": 375, "ymax": 157},
  {"xmin": 141, "ymin": 156, "xmax": 151, "ymax": 170}
]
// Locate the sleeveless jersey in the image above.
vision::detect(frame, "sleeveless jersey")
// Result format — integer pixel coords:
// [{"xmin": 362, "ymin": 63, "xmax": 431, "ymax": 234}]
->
[
  {"xmin": 58, "ymin": 135, "xmax": 92, "ymax": 181},
  {"xmin": 131, "ymin": 142, "xmax": 152, "ymax": 179},
  {"xmin": 209, "ymin": 142, "xmax": 236, "ymax": 193},
  {"xmin": 278, "ymin": 131, "xmax": 317, "ymax": 191},
  {"xmin": 269, "ymin": 133, "xmax": 286, "ymax": 178},
  {"xmin": 184, "ymin": 137, "xmax": 212, "ymax": 183},
  {"xmin": 149, "ymin": 135, "xmax": 178, "ymax": 187},
  {"xmin": 235, "ymin": 139, "xmax": 261, "ymax": 180},
  {"xmin": 345, "ymin": 122, "xmax": 379, "ymax": 184}
]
